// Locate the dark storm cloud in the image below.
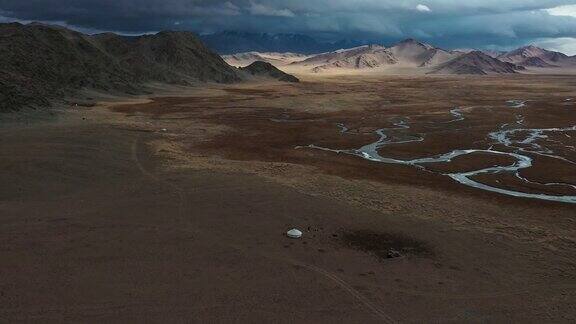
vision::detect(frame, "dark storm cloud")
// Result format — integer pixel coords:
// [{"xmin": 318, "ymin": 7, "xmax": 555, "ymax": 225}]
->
[{"xmin": 2, "ymin": 0, "xmax": 576, "ymax": 51}]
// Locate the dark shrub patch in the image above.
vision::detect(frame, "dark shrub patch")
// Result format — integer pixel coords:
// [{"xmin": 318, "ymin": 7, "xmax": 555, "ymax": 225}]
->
[{"xmin": 340, "ymin": 230, "xmax": 433, "ymax": 260}]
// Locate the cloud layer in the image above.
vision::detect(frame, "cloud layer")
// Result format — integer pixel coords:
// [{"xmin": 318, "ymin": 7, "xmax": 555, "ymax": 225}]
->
[{"xmin": 1, "ymin": 0, "xmax": 576, "ymax": 52}]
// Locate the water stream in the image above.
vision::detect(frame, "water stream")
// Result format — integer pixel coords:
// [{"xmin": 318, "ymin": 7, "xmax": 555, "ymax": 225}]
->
[
  {"xmin": 446, "ymin": 107, "xmax": 465, "ymax": 123},
  {"xmin": 506, "ymin": 100, "xmax": 527, "ymax": 108},
  {"xmin": 300, "ymin": 101, "xmax": 576, "ymax": 204}
]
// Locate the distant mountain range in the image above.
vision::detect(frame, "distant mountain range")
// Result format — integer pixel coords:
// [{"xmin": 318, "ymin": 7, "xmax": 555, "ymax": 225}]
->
[
  {"xmin": 0, "ymin": 23, "xmax": 298, "ymax": 112},
  {"xmin": 235, "ymin": 38, "xmax": 576, "ymax": 75},
  {"xmin": 200, "ymin": 31, "xmax": 364, "ymax": 55}
]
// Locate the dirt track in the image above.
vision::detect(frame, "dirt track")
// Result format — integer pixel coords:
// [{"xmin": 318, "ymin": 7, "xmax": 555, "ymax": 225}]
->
[{"xmin": 1, "ymin": 75, "xmax": 576, "ymax": 322}]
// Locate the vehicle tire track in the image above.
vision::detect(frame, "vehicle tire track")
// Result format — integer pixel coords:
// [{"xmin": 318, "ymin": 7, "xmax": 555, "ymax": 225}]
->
[{"xmin": 291, "ymin": 260, "xmax": 396, "ymax": 323}]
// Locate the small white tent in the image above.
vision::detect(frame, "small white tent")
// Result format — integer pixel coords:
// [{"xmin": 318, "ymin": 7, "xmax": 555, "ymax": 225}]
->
[{"xmin": 286, "ymin": 229, "xmax": 303, "ymax": 239}]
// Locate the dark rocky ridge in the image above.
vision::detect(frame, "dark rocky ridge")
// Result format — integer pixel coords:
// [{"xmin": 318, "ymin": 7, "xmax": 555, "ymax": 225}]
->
[
  {"xmin": 0, "ymin": 23, "xmax": 243, "ymax": 112},
  {"xmin": 240, "ymin": 61, "xmax": 299, "ymax": 83},
  {"xmin": 92, "ymin": 31, "xmax": 240, "ymax": 84}
]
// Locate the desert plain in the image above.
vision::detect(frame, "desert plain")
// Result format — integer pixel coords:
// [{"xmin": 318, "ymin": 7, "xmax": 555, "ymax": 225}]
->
[{"xmin": 1, "ymin": 73, "xmax": 576, "ymax": 322}]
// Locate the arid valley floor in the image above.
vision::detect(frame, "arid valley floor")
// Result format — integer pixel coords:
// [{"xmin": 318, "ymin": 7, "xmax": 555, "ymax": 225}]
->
[{"xmin": 1, "ymin": 74, "xmax": 576, "ymax": 322}]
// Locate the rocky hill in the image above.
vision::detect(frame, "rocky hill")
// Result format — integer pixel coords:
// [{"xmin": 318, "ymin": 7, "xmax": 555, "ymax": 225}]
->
[
  {"xmin": 292, "ymin": 40, "xmax": 462, "ymax": 73},
  {"xmin": 497, "ymin": 45, "xmax": 576, "ymax": 67},
  {"xmin": 296, "ymin": 45, "xmax": 397, "ymax": 71},
  {"xmin": 431, "ymin": 51, "xmax": 525, "ymax": 75},
  {"xmin": 0, "ymin": 22, "xmax": 242, "ymax": 112},
  {"xmin": 389, "ymin": 39, "xmax": 460, "ymax": 67},
  {"xmin": 93, "ymin": 31, "xmax": 240, "ymax": 84},
  {"xmin": 239, "ymin": 61, "xmax": 299, "ymax": 82}
]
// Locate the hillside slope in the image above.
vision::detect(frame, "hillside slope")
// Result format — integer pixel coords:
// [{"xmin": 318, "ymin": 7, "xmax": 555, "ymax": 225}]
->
[
  {"xmin": 93, "ymin": 31, "xmax": 240, "ymax": 84},
  {"xmin": 389, "ymin": 39, "xmax": 460, "ymax": 67},
  {"xmin": 431, "ymin": 51, "xmax": 525, "ymax": 75},
  {"xmin": 292, "ymin": 40, "xmax": 462, "ymax": 73},
  {"xmin": 498, "ymin": 45, "xmax": 576, "ymax": 67},
  {"xmin": 239, "ymin": 61, "xmax": 299, "ymax": 82},
  {"xmin": 295, "ymin": 45, "xmax": 397, "ymax": 71},
  {"xmin": 0, "ymin": 23, "xmax": 240, "ymax": 112}
]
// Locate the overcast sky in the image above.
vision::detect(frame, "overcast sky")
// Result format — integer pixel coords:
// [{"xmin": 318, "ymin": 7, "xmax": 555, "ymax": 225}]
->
[{"xmin": 1, "ymin": 0, "xmax": 576, "ymax": 54}]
